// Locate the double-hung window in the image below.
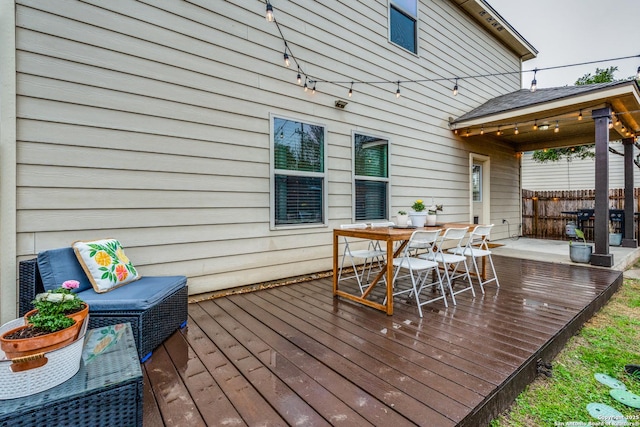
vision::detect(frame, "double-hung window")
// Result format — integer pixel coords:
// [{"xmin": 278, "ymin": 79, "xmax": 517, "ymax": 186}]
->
[
  {"xmin": 389, "ymin": 0, "xmax": 418, "ymax": 54},
  {"xmin": 271, "ymin": 115, "xmax": 327, "ymax": 227},
  {"xmin": 354, "ymin": 134, "xmax": 389, "ymax": 221}
]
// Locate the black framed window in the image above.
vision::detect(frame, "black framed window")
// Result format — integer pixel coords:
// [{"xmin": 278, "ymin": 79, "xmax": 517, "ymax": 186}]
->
[
  {"xmin": 390, "ymin": 0, "xmax": 417, "ymax": 53},
  {"xmin": 354, "ymin": 134, "xmax": 389, "ymax": 221},
  {"xmin": 272, "ymin": 116, "xmax": 327, "ymax": 227}
]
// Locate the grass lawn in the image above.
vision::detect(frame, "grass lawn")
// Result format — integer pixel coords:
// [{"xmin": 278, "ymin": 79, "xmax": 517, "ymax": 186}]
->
[{"xmin": 491, "ymin": 273, "xmax": 640, "ymax": 426}]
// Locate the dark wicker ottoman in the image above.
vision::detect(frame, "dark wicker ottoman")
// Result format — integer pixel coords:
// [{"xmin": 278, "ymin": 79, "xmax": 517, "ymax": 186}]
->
[{"xmin": 0, "ymin": 323, "xmax": 142, "ymax": 427}]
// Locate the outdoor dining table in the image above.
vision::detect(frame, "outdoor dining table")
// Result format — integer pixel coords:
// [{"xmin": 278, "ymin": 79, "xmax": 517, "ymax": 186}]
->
[{"xmin": 332, "ymin": 222, "xmax": 478, "ymax": 315}]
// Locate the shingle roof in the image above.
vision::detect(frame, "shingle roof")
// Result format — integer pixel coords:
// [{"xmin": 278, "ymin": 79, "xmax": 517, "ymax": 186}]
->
[{"xmin": 452, "ymin": 80, "xmax": 635, "ymax": 124}]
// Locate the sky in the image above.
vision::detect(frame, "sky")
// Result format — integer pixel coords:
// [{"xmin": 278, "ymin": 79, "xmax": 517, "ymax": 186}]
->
[{"xmin": 486, "ymin": 0, "xmax": 640, "ymax": 88}]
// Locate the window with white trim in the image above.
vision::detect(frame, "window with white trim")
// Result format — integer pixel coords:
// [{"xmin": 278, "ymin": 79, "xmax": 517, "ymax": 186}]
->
[
  {"xmin": 271, "ymin": 115, "xmax": 327, "ymax": 227},
  {"xmin": 389, "ymin": 0, "xmax": 418, "ymax": 54},
  {"xmin": 354, "ymin": 133, "xmax": 389, "ymax": 221}
]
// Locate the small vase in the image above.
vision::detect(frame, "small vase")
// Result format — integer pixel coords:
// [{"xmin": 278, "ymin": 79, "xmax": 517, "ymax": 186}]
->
[
  {"xmin": 409, "ymin": 212, "xmax": 427, "ymax": 228},
  {"xmin": 396, "ymin": 214, "xmax": 409, "ymax": 227},
  {"xmin": 426, "ymin": 214, "xmax": 437, "ymax": 226}
]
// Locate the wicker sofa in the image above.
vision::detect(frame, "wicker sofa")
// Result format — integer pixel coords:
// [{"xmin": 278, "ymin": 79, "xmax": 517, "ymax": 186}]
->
[{"xmin": 19, "ymin": 247, "xmax": 188, "ymax": 362}]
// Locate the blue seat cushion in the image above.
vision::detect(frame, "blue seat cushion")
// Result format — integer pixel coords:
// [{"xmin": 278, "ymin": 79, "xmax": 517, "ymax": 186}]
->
[
  {"xmin": 38, "ymin": 247, "xmax": 93, "ymax": 293},
  {"xmin": 77, "ymin": 275, "xmax": 187, "ymax": 311}
]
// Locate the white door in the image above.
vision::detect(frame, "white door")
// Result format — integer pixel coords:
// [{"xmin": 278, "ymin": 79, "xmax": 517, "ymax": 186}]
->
[{"xmin": 470, "ymin": 154, "xmax": 490, "ymax": 225}]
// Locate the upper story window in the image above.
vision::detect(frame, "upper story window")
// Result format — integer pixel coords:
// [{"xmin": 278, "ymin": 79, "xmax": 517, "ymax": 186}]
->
[
  {"xmin": 389, "ymin": 0, "xmax": 418, "ymax": 54},
  {"xmin": 271, "ymin": 115, "xmax": 327, "ymax": 228},
  {"xmin": 354, "ymin": 134, "xmax": 389, "ymax": 221}
]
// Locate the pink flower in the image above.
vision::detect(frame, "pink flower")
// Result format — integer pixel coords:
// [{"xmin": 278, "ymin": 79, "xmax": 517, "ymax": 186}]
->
[{"xmin": 62, "ymin": 280, "xmax": 80, "ymax": 290}]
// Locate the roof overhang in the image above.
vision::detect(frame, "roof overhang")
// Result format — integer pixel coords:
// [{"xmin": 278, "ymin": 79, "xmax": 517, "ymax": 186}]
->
[
  {"xmin": 451, "ymin": 80, "xmax": 640, "ymax": 152},
  {"xmin": 453, "ymin": 0, "xmax": 537, "ymax": 61}
]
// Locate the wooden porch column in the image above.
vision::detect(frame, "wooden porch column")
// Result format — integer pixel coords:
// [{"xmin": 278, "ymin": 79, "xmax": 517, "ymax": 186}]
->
[
  {"xmin": 622, "ymin": 137, "xmax": 637, "ymax": 247},
  {"xmin": 590, "ymin": 107, "xmax": 613, "ymax": 267}
]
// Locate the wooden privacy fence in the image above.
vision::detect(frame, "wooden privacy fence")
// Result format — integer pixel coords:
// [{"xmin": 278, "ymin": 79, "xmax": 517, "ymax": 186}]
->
[{"xmin": 522, "ymin": 188, "xmax": 640, "ymax": 240}]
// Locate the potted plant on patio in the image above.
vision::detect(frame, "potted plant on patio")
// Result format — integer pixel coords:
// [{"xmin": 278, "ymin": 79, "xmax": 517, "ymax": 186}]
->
[
  {"xmin": 426, "ymin": 201, "xmax": 443, "ymax": 226},
  {"xmin": 396, "ymin": 210, "xmax": 409, "ymax": 227},
  {"xmin": 609, "ymin": 223, "xmax": 622, "ymax": 246},
  {"xmin": 1, "ymin": 280, "xmax": 88, "ymax": 359},
  {"xmin": 569, "ymin": 229, "xmax": 592, "ymax": 263},
  {"xmin": 409, "ymin": 200, "xmax": 428, "ymax": 227}
]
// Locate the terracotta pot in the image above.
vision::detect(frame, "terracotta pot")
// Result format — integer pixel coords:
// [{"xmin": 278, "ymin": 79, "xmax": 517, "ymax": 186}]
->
[
  {"xmin": 0, "ymin": 321, "xmax": 80, "ymax": 359},
  {"xmin": 24, "ymin": 303, "xmax": 89, "ymax": 341}
]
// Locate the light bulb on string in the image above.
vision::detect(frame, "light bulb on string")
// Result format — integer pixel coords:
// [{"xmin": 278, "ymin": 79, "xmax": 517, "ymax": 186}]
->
[
  {"xmin": 453, "ymin": 78, "xmax": 458, "ymax": 96},
  {"xmin": 303, "ymin": 77, "xmax": 308, "ymax": 92},
  {"xmin": 533, "ymin": 120, "xmax": 538, "ymax": 130},
  {"xmin": 530, "ymin": 69, "xmax": 537, "ymax": 92},
  {"xmin": 514, "ymin": 124, "xmax": 519, "ymax": 135},
  {"xmin": 283, "ymin": 51, "xmax": 290, "ymax": 67},
  {"xmin": 554, "ymin": 121, "xmax": 559, "ymax": 133},
  {"xmin": 395, "ymin": 81, "xmax": 401, "ymax": 99},
  {"xmin": 497, "ymin": 126, "xmax": 501, "ymax": 136},
  {"xmin": 312, "ymin": 82, "xmax": 316, "ymax": 94},
  {"xmin": 296, "ymin": 70, "xmax": 302, "ymax": 85},
  {"xmin": 578, "ymin": 110, "xmax": 583, "ymax": 121},
  {"xmin": 609, "ymin": 120, "xmax": 613, "ymax": 129},
  {"xmin": 348, "ymin": 81, "xmax": 353, "ymax": 98},
  {"xmin": 480, "ymin": 126, "xmax": 484, "ymax": 135},
  {"xmin": 265, "ymin": 2, "xmax": 274, "ymax": 21}
]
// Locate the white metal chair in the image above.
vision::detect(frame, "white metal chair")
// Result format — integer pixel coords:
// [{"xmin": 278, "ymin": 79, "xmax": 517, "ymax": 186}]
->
[
  {"xmin": 338, "ymin": 224, "xmax": 386, "ymax": 294},
  {"xmin": 419, "ymin": 227, "xmax": 474, "ymax": 304},
  {"xmin": 448, "ymin": 224, "xmax": 500, "ymax": 293},
  {"xmin": 391, "ymin": 229, "xmax": 447, "ymax": 317}
]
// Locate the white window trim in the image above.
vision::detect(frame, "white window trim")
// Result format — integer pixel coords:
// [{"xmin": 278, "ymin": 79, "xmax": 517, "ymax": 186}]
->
[
  {"xmin": 269, "ymin": 113, "xmax": 329, "ymax": 230},
  {"xmin": 351, "ymin": 131, "xmax": 391, "ymax": 222},
  {"xmin": 388, "ymin": 0, "xmax": 420, "ymax": 56}
]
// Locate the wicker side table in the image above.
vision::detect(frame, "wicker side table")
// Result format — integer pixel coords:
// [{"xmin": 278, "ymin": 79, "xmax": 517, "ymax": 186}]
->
[{"xmin": 0, "ymin": 323, "xmax": 142, "ymax": 427}]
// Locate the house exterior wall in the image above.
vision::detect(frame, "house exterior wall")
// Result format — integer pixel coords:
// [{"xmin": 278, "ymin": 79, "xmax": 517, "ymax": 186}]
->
[
  {"xmin": 2, "ymin": 0, "xmax": 525, "ymax": 319},
  {"xmin": 521, "ymin": 144, "xmax": 640, "ymax": 190}
]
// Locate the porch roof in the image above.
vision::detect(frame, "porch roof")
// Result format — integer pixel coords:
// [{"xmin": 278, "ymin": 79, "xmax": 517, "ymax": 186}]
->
[{"xmin": 451, "ymin": 80, "xmax": 640, "ymax": 152}]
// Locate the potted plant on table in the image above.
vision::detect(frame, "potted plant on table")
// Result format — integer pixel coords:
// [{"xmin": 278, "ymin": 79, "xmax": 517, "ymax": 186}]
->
[
  {"xmin": 396, "ymin": 210, "xmax": 409, "ymax": 227},
  {"xmin": 569, "ymin": 229, "xmax": 592, "ymax": 263},
  {"xmin": 409, "ymin": 200, "xmax": 428, "ymax": 227},
  {"xmin": 1, "ymin": 280, "xmax": 88, "ymax": 359},
  {"xmin": 427, "ymin": 201, "xmax": 443, "ymax": 226}
]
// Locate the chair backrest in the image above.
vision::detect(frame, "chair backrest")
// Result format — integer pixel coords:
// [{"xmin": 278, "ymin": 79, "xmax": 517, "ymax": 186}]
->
[
  {"xmin": 406, "ymin": 229, "xmax": 441, "ymax": 254},
  {"xmin": 436, "ymin": 227, "xmax": 469, "ymax": 253},
  {"xmin": 468, "ymin": 224, "xmax": 494, "ymax": 250}
]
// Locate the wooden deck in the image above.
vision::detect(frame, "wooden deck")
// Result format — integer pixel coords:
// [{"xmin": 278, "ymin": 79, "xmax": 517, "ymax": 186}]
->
[{"xmin": 141, "ymin": 256, "xmax": 622, "ymax": 426}]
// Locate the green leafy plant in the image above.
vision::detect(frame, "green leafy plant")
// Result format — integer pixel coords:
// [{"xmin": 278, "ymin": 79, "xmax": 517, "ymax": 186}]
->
[
  {"xmin": 397, "ymin": 210, "xmax": 407, "ymax": 215},
  {"xmin": 29, "ymin": 280, "xmax": 85, "ymax": 333},
  {"xmin": 428, "ymin": 203, "xmax": 443, "ymax": 215},
  {"xmin": 573, "ymin": 228, "xmax": 587, "ymax": 245},
  {"xmin": 411, "ymin": 199, "xmax": 426, "ymax": 212}
]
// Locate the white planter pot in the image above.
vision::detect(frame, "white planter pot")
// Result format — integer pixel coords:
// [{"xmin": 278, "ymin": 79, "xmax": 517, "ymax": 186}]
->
[
  {"xmin": 396, "ymin": 214, "xmax": 409, "ymax": 227},
  {"xmin": 569, "ymin": 243, "xmax": 592, "ymax": 263},
  {"xmin": 426, "ymin": 214, "xmax": 437, "ymax": 226},
  {"xmin": 409, "ymin": 212, "xmax": 427, "ymax": 227}
]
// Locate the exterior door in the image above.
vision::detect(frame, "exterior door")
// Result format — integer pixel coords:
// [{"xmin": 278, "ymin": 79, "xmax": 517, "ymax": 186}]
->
[{"xmin": 470, "ymin": 154, "xmax": 490, "ymax": 225}]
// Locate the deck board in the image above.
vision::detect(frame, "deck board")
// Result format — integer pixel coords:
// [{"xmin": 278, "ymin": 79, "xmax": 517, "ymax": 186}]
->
[{"xmin": 142, "ymin": 256, "xmax": 622, "ymax": 426}]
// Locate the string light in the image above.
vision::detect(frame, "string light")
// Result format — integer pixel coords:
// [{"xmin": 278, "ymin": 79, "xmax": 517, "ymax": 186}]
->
[
  {"xmin": 264, "ymin": 2, "xmax": 640, "ymax": 105},
  {"xmin": 265, "ymin": 1, "xmax": 274, "ymax": 21},
  {"xmin": 480, "ymin": 126, "xmax": 484, "ymax": 135},
  {"xmin": 530, "ymin": 68, "xmax": 537, "ymax": 92},
  {"xmin": 303, "ymin": 77, "xmax": 308, "ymax": 92},
  {"xmin": 514, "ymin": 124, "xmax": 519, "ymax": 135},
  {"xmin": 554, "ymin": 121, "xmax": 559, "ymax": 133},
  {"xmin": 497, "ymin": 126, "xmax": 501, "ymax": 136},
  {"xmin": 533, "ymin": 120, "xmax": 538, "ymax": 130},
  {"xmin": 348, "ymin": 81, "xmax": 353, "ymax": 98},
  {"xmin": 312, "ymin": 81, "xmax": 316, "ymax": 94},
  {"xmin": 297, "ymin": 69, "xmax": 302, "ymax": 85},
  {"xmin": 609, "ymin": 120, "xmax": 614, "ymax": 129},
  {"xmin": 578, "ymin": 110, "xmax": 583, "ymax": 121}
]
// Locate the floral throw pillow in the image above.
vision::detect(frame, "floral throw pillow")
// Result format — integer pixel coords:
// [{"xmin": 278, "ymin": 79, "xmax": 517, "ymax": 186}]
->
[{"xmin": 72, "ymin": 239, "xmax": 141, "ymax": 293}]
